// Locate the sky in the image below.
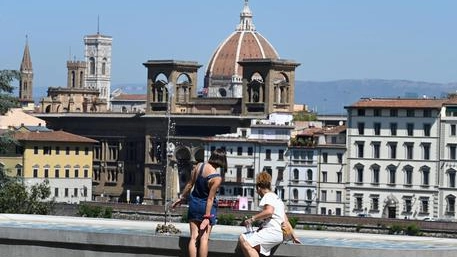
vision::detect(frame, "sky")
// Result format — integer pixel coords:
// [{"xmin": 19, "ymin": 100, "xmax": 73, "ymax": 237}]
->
[{"xmin": 2, "ymin": 0, "xmax": 457, "ymax": 98}]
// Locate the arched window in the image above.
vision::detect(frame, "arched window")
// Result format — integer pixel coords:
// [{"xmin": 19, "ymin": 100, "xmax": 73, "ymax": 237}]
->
[
  {"xmin": 446, "ymin": 195, "xmax": 456, "ymax": 213},
  {"xmin": 293, "ymin": 189, "xmax": 298, "ymax": 202},
  {"xmin": 307, "ymin": 169, "xmax": 313, "ymax": 181},
  {"xmin": 293, "ymin": 168, "xmax": 299, "ymax": 180},
  {"xmin": 306, "ymin": 189, "xmax": 313, "ymax": 200},
  {"xmin": 89, "ymin": 57, "xmax": 95, "ymax": 75},
  {"xmin": 102, "ymin": 58, "xmax": 107, "ymax": 75},
  {"xmin": 448, "ymin": 169, "xmax": 456, "ymax": 188}
]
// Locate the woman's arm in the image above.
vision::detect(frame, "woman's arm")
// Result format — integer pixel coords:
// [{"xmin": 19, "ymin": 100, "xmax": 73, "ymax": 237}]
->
[
  {"xmin": 171, "ymin": 163, "xmax": 200, "ymax": 208},
  {"xmin": 283, "ymin": 213, "xmax": 301, "ymax": 244}
]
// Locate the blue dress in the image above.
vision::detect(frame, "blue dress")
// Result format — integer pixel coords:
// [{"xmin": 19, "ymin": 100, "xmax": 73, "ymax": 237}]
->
[{"xmin": 187, "ymin": 163, "xmax": 220, "ymax": 225}]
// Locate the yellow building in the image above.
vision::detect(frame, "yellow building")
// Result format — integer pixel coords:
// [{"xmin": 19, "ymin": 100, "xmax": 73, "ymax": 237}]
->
[{"xmin": 11, "ymin": 130, "xmax": 98, "ymax": 203}]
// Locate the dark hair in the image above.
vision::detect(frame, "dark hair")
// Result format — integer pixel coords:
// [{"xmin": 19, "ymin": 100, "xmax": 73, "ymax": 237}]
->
[
  {"xmin": 256, "ymin": 171, "xmax": 271, "ymax": 190},
  {"xmin": 208, "ymin": 148, "xmax": 227, "ymax": 170}
]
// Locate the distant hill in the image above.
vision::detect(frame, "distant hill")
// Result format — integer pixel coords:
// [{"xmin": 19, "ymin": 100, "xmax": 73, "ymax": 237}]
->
[
  {"xmin": 295, "ymin": 79, "xmax": 457, "ymax": 115},
  {"xmin": 33, "ymin": 79, "xmax": 457, "ymax": 115}
]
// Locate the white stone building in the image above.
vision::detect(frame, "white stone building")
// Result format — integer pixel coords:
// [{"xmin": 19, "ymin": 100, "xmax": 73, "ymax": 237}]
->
[{"xmin": 346, "ymin": 98, "xmax": 443, "ymax": 219}]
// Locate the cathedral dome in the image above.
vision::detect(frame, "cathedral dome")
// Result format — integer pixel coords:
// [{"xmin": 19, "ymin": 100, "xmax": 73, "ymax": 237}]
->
[{"xmin": 204, "ymin": 0, "xmax": 279, "ymax": 97}]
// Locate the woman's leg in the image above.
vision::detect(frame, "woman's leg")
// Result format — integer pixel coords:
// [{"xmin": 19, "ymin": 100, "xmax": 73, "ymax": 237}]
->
[
  {"xmin": 188, "ymin": 221, "xmax": 200, "ymax": 257},
  {"xmin": 197, "ymin": 224, "xmax": 212, "ymax": 257},
  {"xmin": 238, "ymin": 234, "xmax": 260, "ymax": 257}
]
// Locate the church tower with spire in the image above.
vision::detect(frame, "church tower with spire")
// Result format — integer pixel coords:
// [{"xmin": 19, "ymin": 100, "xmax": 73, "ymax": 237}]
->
[{"xmin": 19, "ymin": 36, "xmax": 34, "ymax": 108}]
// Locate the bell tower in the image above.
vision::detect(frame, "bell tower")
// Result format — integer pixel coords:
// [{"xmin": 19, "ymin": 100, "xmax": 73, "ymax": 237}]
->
[{"xmin": 19, "ymin": 36, "xmax": 34, "ymax": 107}]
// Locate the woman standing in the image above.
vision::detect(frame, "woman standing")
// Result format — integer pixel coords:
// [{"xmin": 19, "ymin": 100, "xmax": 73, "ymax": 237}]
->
[
  {"xmin": 239, "ymin": 171, "xmax": 301, "ymax": 257},
  {"xmin": 171, "ymin": 148, "xmax": 227, "ymax": 257}
]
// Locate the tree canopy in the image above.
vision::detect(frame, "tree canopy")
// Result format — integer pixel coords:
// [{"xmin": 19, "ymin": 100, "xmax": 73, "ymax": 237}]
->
[
  {"xmin": 0, "ymin": 169, "xmax": 54, "ymax": 214},
  {"xmin": 0, "ymin": 69, "xmax": 20, "ymax": 115}
]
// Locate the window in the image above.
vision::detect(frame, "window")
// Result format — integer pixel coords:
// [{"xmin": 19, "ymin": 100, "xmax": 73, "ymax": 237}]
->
[
  {"xmin": 321, "ymin": 190, "xmax": 327, "ymax": 202},
  {"xmin": 66, "ymin": 147, "xmax": 70, "ymax": 155},
  {"xmin": 306, "ymin": 189, "xmax": 312, "ymax": 201},
  {"xmin": 322, "ymin": 171, "xmax": 328, "ymax": 182},
  {"xmin": 320, "ymin": 207, "xmax": 327, "ymax": 215},
  {"xmin": 337, "ymin": 172, "xmax": 342, "ymax": 183},
  {"xmin": 336, "ymin": 191, "xmax": 342, "ymax": 202},
  {"xmin": 65, "ymin": 188, "xmax": 69, "ymax": 197},
  {"xmin": 74, "ymin": 169, "xmax": 79, "ymax": 178},
  {"xmin": 33, "ymin": 168, "xmax": 38, "ymax": 178},
  {"xmin": 451, "ymin": 124, "xmax": 456, "ymax": 136},
  {"xmin": 390, "ymin": 109, "xmax": 398, "ymax": 117},
  {"xmin": 89, "ymin": 57, "xmax": 95, "ymax": 75},
  {"xmin": 407, "ymin": 123, "xmax": 414, "ymax": 136},
  {"xmin": 247, "ymin": 147, "xmax": 253, "ymax": 156},
  {"xmin": 356, "ymin": 166, "xmax": 364, "ymax": 183},
  {"xmin": 423, "ymin": 123, "xmax": 431, "ymax": 137},
  {"xmin": 372, "ymin": 165, "xmax": 380, "ymax": 184},
  {"xmin": 43, "ymin": 146, "xmax": 51, "ymax": 155},
  {"xmin": 306, "ymin": 169, "xmax": 313, "ymax": 181},
  {"xmin": 84, "ymin": 169, "xmax": 88, "ymax": 178},
  {"xmin": 55, "ymin": 146, "xmax": 60, "ymax": 155},
  {"xmin": 422, "ymin": 168, "xmax": 430, "ymax": 186},
  {"xmin": 237, "ymin": 147, "xmax": 242, "ymax": 156},
  {"xmin": 74, "ymin": 188, "xmax": 78, "ymax": 198},
  {"xmin": 373, "ymin": 109, "xmax": 381, "ymax": 117},
  {"xmin": 447, "ymin": 196, "xmax": 455, "ymax": 214},
  {"xmin": 374, "ymin": 122, "xmax": 381, "ymax": 135},
  {"xmin": 371, "ymin": 196, "xmax": 379, "ymax": 211},
  {"xmin": 85, "ymin": 147, "xmax": 89, "ymax": 155},
  {"xmin": 293, "ymin": 169, "xmax": 299, "ymax": 181},
  {"xmin": 357, "ymin": 142, "xmax": 364, "ymax": 158},
  {"xmin": 388, "ymin": 165, "xmax": 396, "ymax": 185},
  {"xmin": 34, "ymin": 146, "xmax": 39, "ymax": 154},
  {"xmin": 75, "ymin": 147, "xmax": 80, "ymax": 155},
  {"xmin": 450, "ymin": 144, "xmax": 457, "ymax": 160},
  {"xmin": 423, "ymin": 109, "xmax": 432, "ymax": 117},
  {"xmin": 358, "ymin": 122, "xmax": 365, "ymax": 135},
  {"xmin": 406, "ymin": 109, "xmax": 415, "ymax": 117},
  {"xmin": 388, "ymin": 142, "xmax": 397, "ymax": 159},
  {"xmin": 420, "ymin": 198, "xmax": 429, "ymax": 213},
  {"xmin": 404, "ymin": 198, "xmax": 412, "ymax": 213},
  {"xmin": 337, "ymin": 153, "xmax": 343, "ymax": 164},
  {"xmin": 247, "ymin": 167, "xmax": 254, "ymax": 179},
  {"xmin": 322, "ymin": 152, "xmax": 328, "ymax": 163},
  {"xmin": 390, "ymin": 123, "xmax": 397, "ymax": 136},
  {"xmin": 278, "ymin": 149, "xmax": 284, "ymax": 160},
  {"xmin": 372, "ymin": 142, "xmax": 380, "ymax": 159},
  {"xmin": 357, "ymin": 109, "xmax": 365, "ymax": 116},
  {"xmin": 265, "ymin": 149, "xmax": 271, "ymax": 160},
  {"xmin": 405, "ymin": 166, "xmax": 413, "ymax": 185},
  {"xmin": 405, "ymin": 143, "xmax": 414, "ymax": 160},
  {"xmin": 422, "ymin": 143, "xmax": 431, "ymax": 160},
  {"xmin": 293, "ymin": 189, "xmax": 299, "ymax": 202},
  {"xmin": 449, "ymin": 170, "xmax": 456, "ymax": 188},
  {"xmin": 54, "ymin": 188, "xmax": 59, "ymax": 198},
  {"xmin": 355, "ymin": 195, "xmax": 363, "ymax": 210},
  {"xmin": 44, "ymin": 169, "xmax": 49, "ymax": 178},
  {"xmin": 277, "ymin": 168, "xmax": 284, "ymax": 181},
  {"xmin": 65, "ymin": 169, "xmax": 70, "ymax": 178},
  {"xmin": 55, "ymin": 169, "xmax": 59, "ymax": 178}
]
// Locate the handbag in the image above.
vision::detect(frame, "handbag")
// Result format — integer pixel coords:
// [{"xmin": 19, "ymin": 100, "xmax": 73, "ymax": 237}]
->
[{"xmin": 281, "ymin": 221, "xmax": 294, "ymax": 241}]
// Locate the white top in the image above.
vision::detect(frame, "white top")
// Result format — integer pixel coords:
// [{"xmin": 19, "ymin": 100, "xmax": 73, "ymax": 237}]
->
[{"xmin": 259, "ymin": 192, "xmax": 285, "ymax": 230}]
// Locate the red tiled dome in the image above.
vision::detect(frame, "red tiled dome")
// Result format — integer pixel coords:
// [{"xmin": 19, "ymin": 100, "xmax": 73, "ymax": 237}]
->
[{"xmin": 204, "ymin": 1, "xmax": 279, "ymax": 89}]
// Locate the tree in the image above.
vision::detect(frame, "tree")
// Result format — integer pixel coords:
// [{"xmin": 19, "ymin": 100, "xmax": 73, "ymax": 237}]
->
[
  {"xmin": 0, "ymin": 169, "xmax": 54, "ymax": 214},
  {"xmin": 0, "ymin": 69, "xmax": 20, "ymax": 115}
]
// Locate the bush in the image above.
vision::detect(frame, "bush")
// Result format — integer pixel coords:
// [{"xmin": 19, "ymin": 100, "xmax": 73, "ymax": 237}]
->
[
  {"xmin": 78, "ymin": 204, "xmax": 113, "ymax": 218},
  {"xmin": 217, "ymin": 213, "xmax": 237, "ymax": 225},
  {"xmin": 405, "ymin": 224, "xmax": 421, "ymax": 236},
  {"xmin": 388, "ymin": 224, "xmax": 404, "ymax": 234},
  {"xmin": 288, "ymin": 216, "xmax": 298, "ymax": 228}
]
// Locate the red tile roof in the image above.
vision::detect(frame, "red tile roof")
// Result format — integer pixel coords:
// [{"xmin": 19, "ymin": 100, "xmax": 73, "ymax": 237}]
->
[
  {"xmin": 14, "ymin": 130, "xmax": 98, "ymax": 143},
  {"xmin": 112, "ymin": 94, "xmax": 146, "ymax": 101},
  {"xmin": 348, "ymin": 98, "xmax": 446, "ymax": 108}
]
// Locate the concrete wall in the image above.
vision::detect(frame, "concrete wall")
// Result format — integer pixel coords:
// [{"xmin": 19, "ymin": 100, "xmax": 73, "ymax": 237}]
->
[{"xmin": 0, "ymin": 225, "xmax": 456, "ymax": 257}]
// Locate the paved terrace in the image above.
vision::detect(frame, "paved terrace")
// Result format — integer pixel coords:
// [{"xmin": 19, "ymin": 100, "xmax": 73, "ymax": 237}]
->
[{"xmin": 1, "ymin": 214, "xmax": 457, "ymax": 257}]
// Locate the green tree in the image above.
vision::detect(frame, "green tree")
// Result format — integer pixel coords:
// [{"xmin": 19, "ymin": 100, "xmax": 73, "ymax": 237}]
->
[
  {"xmin": 0, "ymin": 69, "xmax": 20, "ymax": 115},
  {"xmin": 0, "ymin": 170, "xmax": 54, "ymax": 214}
]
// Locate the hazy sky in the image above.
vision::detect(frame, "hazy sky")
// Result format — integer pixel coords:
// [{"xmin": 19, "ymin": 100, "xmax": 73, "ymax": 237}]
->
[{"xmin": 2, "ymin": 0, "xmax": 457, "ymax": 96}]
